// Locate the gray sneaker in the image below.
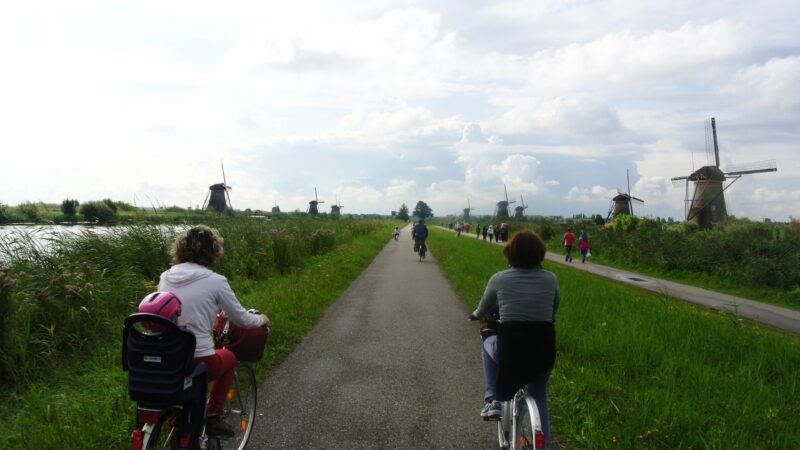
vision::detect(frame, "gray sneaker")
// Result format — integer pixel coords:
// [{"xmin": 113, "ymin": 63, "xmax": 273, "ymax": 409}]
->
[{"xmin": 480, "ymin": 401, "xmax": 502, "ymax": 420}]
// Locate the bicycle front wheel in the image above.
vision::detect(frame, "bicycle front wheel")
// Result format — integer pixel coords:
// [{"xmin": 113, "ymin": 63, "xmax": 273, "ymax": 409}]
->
[
  {"xmin": 515, "ymin": 396, "xmax": 544, "ymax": 450},
  {"xmin": 222, "ymin": 363, "xmax": 257, "ymax": 450}
]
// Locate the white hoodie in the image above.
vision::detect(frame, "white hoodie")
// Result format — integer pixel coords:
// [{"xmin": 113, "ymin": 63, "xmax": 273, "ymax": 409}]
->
[{"xmin": 158, "ymin": 262, "xmax": 264, "ymax": 357}]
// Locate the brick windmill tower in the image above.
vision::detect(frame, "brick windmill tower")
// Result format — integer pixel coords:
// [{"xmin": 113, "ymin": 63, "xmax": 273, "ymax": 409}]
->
[
  {"xmin": 202, "ymin": 160, "xmax": 233, "ymax": 213},
  {"xmin": 671, "ymin": 118, "xmax": 777, "ymax": 229}
]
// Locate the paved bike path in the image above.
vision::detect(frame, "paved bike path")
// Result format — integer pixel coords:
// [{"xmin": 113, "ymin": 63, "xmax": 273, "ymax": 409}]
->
[
  {"xmin": 445, "ymin": 226, "xmax": 800, "ymax": 334},
  {"xmin": 249, "ymin": 225, "xmax": 496, "ymax": 449}
]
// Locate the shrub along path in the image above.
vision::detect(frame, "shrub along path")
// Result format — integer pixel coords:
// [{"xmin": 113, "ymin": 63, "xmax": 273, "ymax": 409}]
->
[
  {"xmin": 439, "ymin": 226, "xmax": 800, "ymax": 334},
  {"xmin": 249, "ymin": 225, "xmax": 497, "ymax": 448}
]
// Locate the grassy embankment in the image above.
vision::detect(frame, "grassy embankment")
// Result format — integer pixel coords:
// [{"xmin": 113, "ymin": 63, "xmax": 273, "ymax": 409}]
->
[
  {"xmin": 429, "ymin": 228, "xmax": 800, "ymax": 449},
  {"xmin": 467, "ymin": 217, "xmax": 800, "ymax": 312},
  {"xmin": 0, "ymin": 217, "xmax": 396, "ymax": 449}
]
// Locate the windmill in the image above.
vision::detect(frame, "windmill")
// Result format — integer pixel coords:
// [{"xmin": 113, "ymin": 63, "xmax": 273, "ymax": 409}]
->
[
  {"xmin": 514, "ymin": 195, "xmax": 528, "ymax": 219},
  {"xmin": 494, "ymin": 184, "xmax": 516, "ymax": 218},
  {"xmin": 307, "ymin": 187, "xmax": 325, "ymax": 215},
  {"xmin": 202, "ymin": 160, "xmax": 233, "ymax": 213},
  {"xmin": 330, "ymin": 196, "xmax": 343, "ymax": 216},
  {"xmin": 670, "ymin": 118, "xmax": 777, "ymax": 229},
  {"xmin": 462, "ymin": 198, "xmax": 474, "ymax": 220},
  {"xmin": 271, "ymin": 200, "xmax": 280, "ymax": 213},
  {"xmin": 607, "ymin": 169, "xmax": 644, "ymax": 221}
]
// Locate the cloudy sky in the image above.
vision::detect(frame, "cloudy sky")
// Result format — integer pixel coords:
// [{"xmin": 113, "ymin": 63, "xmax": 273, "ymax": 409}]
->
[{"xmin": 2, "ymin": 1, "xmax": 798, "ymax": 220}]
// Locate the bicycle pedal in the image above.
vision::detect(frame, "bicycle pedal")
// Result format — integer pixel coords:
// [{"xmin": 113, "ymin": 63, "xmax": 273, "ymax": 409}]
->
[{"xmin": 483, "ymin": 416, "xmax": 501, "ymax": 422}]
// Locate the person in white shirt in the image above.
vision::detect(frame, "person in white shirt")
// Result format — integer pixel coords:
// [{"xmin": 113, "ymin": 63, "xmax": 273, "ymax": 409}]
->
[{"xmin": 158, "ymin": 225, "xmax": 269, "ymax": 438}]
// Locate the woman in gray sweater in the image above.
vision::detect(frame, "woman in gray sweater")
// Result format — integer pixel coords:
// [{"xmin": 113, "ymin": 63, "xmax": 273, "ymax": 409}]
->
[{"xmin": 470, "ymin": 230, "xmax": 559, "ymax": 449}]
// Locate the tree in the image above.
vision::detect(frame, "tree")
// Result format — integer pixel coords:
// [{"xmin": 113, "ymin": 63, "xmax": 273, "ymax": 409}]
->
[
  {"xmin": 413, "ymin": 201, "xmax": 433, "ymax": 220},
  {"xmin": 397, "ymin": 203, "xmax": 410, "ymax": 221},
  {"xmin": 0, "ymin": 202, "xmax": 10, "ymax": 224},
  {"xmin": 61, "ymin": 199, "xmax": 80, "ymax": 218}
]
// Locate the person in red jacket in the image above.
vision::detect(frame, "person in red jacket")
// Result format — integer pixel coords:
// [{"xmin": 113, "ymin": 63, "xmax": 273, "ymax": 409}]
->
[
  {"xmin": 563, "ymin": 228, "xmax": 575, "ymax": 262},
  {"xmin": 578, "ymin": 229, "xmax": 590, "ymax": 263}
]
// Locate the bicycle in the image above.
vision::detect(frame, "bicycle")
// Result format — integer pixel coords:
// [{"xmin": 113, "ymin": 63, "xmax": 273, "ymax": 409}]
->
[
  {"xmin": 418, "ymin": 241, "xmax": 427, "ymax": 261},
  {"xmin": 468, "ymin": 316, "xmax": 545, "ymax": 450},
  {"xmin": 124, "ymin": 311, "xmax": 265, "ymax": 450}
]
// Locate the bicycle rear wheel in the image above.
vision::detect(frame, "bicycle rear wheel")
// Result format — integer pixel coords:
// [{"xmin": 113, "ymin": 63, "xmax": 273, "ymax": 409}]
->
[
  {"xmin": 143, "ymin": 413, "xmax": 179, "ymax": 450},
  {"xmin": 221, "ymin": 363, "xmax": 257, "ymax": 450},
  {"xmin": 515, "ymin": 395, "xmax": 544, "ymax": 450}
]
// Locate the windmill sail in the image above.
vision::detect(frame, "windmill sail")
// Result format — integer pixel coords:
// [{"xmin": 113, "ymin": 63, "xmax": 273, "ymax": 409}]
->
[{"xmin": 725, "ymin": 159, "xmax": 777, "ymax": 176}]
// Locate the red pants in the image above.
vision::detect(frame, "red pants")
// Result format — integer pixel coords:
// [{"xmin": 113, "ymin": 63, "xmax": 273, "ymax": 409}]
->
[{"xmin": 193, "ymin": 349, "xmax": 237, "ymax": 416}]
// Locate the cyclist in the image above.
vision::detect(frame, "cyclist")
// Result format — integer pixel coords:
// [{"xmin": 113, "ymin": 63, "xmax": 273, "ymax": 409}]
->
[
  {"xmin": 157, "ymin": 225, "xmax": 269, "ymax": 439},
  {"xmin": 393, "ymin": 226, "xmax": 400, "ymax": 240},
  {"xmin": 411, "ymin": 219, "xmax": 428, "ymax": 254},
  {"xmin": 469, "ymin": 230, "xmax": 559, "ymax": 450}
]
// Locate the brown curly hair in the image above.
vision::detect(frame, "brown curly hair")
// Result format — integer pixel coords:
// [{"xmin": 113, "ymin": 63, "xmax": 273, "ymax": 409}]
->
[
  {"xmin": 503, "ymin": 230, "xmax": 547, "ymax": 269},
  {"xmin": 170, "ymin": 225, "xmax": 225, "ymax": 267}
]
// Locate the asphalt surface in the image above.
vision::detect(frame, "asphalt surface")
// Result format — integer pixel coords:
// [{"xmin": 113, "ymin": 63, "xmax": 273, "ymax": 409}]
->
[
  {"xmin": 249, "ymin": 225, "xmax": 496, "ymax": 449},
  {"xmin": 548, "ymin": 253, "xmax": 800, "ymax": 334}
]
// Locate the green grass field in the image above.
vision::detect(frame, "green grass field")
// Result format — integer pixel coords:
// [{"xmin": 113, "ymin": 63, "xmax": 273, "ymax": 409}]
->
[{"xmin": 429, "ymin": 228, "xmax": 800, "ymax": 449}]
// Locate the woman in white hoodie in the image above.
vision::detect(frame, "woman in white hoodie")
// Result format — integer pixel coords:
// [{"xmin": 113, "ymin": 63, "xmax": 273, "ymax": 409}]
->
[{"xmin": 158, "ymin": 225, "xmax": 269, "ymax": 438}]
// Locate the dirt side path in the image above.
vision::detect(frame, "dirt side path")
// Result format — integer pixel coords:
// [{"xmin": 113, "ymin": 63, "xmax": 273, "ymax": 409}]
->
[{"xmin": 249, "ymin": 225, "xmax": 496, "ymax": 449}]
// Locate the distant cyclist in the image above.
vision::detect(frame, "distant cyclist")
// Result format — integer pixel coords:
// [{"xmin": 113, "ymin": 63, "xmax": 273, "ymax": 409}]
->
[
  {"xmin": 412, "ymin": 219, "xmax": 428, "ymax": 252},
  {"xmin": 470, "ymin": 230, "xmax": 559, "ymax": 449},
  {"xmin": 157, "ymin": 225, "xmax": 269, "ymax": 438}
]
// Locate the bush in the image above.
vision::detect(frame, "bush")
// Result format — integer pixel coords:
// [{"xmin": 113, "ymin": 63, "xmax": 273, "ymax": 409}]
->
[
  {"xmin": 17, "ymin": 203, "xmax": 40, "ymax": 223},
  {"xmin": 308, "ymin": 228, "xmax": 336, "ymax": 255},
  {"xmin": 101, "ymin": 199, "xmax": 118, "ymax": 213},
  {"xmin": 80, "ymin": 201, "xmax": 117, "ymax": 224},
  {"xmin": 612, "ymin": 214, "xmax": 639, "ymax": 232},
  {"xmin": 60, "ymin": 199, "xmax": 79, "ymax": 218}
]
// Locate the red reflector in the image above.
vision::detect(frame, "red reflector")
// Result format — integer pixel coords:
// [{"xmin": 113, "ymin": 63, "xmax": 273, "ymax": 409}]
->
[
  {"xmin": 535, "ymin": 430, "xmax": 545, "ymax": 449},
  {"xmin": 131, "ymin": 429, "xmax": 143, "ymax": 450},
  {"xmin": 137, "ymin": 411, "xmax": 160, "ymax": 424},
  {"xmin": 179, "ymin": 432, "xmax": 192, "ymax": 448}
]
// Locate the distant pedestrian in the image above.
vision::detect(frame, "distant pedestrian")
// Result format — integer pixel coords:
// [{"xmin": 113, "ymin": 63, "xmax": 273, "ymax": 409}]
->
[
  {"xmin": 482, "ymin": 226, "xmax": 488, "ymax": 241},
  {"xmin": 476, "ymin": 225, "xmax": 481, "ymax": 239},
  {"xmin": 488, "ymin": 225, "xmax": 495, "ymax": 242},
  {"xmin": 578, "ymin": 229, "xmax": 590, "ymax": 263},
  {"xmin": 456, "ymin": 222, "xmax": 463, "ymax": 237},
  {"xmin": 563, "ymin": 228, "xmax": 575, "ymax": 262}
]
